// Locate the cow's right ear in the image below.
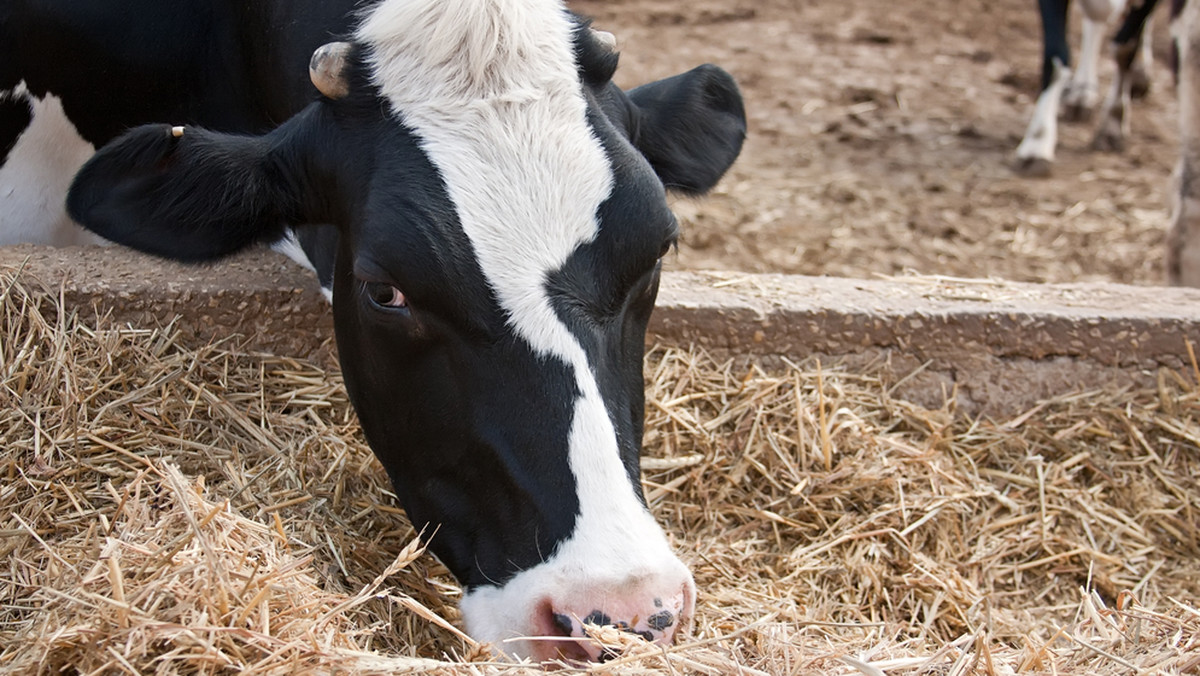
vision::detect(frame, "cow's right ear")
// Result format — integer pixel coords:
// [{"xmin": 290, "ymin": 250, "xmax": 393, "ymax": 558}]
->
[{"xmin": 67, "ymin": 116, "xmax": 320, "ymax": 262}]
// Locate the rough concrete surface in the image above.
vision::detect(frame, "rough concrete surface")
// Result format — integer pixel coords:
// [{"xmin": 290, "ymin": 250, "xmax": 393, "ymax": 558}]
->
[
  {"xmin": 4, "ymin": 245, "xmax": 1199, "ymax": 415},
  {"xmin": 1, "ymin": 245, "xmax": 336, "ymax": 363}
]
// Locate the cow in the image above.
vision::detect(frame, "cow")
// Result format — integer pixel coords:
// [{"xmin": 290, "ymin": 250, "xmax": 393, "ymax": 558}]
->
[
  {"xmin": 1078, "ymin": 0, "xmax": 1200, "ymax": 286},
  {"xmin": 1014, "ymin": 0, "xmax": 1200, "ymax": 285},
  {"xmin": 5, "ymin": 0, "xmax": 747, "ymax": 662},
  {"xmin": 1091, "ymin": 0, "xmax": 1164, "ymax": 152},
  {"xmin": 1016, "ymin": 0, "xmax": 1157, "ymax": 175},
  {"xmin": 0, "ymin": 1, "xmax": 357, "ymax": 252},
  {"xmin": 1018, "ymin": 0, "xmax": 1200, "ymax": 284}
]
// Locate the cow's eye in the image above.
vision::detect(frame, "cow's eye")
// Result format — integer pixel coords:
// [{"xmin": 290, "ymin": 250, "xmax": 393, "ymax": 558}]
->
[{"xmin": 365, "ymin": 281, "xmax": 407, "ymax": 309}]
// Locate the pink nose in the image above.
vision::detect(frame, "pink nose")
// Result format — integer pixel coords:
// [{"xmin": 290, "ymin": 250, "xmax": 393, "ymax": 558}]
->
[{"xmin": 529, "ymin": 579, "xmax": 695, "ymax": 662}]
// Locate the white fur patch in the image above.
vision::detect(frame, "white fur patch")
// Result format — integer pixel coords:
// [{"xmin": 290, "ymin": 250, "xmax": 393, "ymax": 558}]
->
[
  {"xmin": 1063, "ymin": 1, "xmax": 1125, "ymax": 112},
  {"xmin": 0, "ymin": 84, "xmax": 108, "ymax": 247},
  {"xmin": 271, "ymin": 230, "xmax": 333, "ymax": 303},
  {"xmin": 1016, "ymin": 59, "xmax": 1069, "ymax": 165},
  {"xmin": 358, "ymin": 0, "xmax": 691, "ymax": 656},
  {"xmin": 272, "ymin": 230, "xmax": 316, "ymax": 272}
]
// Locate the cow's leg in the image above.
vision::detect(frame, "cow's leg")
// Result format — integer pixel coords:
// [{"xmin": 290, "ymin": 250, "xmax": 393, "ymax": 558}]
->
[
  {"xmin": 1131, "ymin": 11, "xmax": 1155, "ymax": 97},
  {"xmin": 1064, "ymin": 0, "xmax": 1129, "ymax": 120},
  {"xmin": 1093, "ymin": 0, "xmax": 1161, "ymax": 151},
  {"xmin": 0, "ymin": 84, "xmax": 107, "ymax": 247},
  {"xmin": 1091, "ymin": 42, "xmax": 1138, "ymax": 151},
  {"xmin": 1168, "ymin": 0, "xmax": 1200, "ymax": 285},
  {"xmin": 1017, "ymin": 0, "xmax": 1072, "ymax": 175}
]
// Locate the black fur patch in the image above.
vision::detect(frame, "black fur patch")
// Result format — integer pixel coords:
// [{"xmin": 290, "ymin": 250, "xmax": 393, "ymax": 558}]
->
[{"xmin": 0, "ymin": 93, "xmax": 32, "ymax": 163}]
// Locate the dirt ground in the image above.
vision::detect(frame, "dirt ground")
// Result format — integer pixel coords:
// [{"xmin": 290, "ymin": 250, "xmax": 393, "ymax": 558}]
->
[{"xmin": 573, "ymin": 0, "xmax": 1181, "ymax": 286}]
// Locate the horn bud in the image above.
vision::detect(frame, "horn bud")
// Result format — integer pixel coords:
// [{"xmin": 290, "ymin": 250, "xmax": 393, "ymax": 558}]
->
[
  {"xmin": 310, "ymin": 42, "xmax": 352, "ymax": 99},
  {"xmin": 591, "ymin": 29, "xmax": 617, "ymax": 50}
]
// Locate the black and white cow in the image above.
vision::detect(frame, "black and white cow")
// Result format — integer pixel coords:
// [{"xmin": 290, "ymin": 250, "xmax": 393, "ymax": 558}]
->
[
  {"xmin": 1017, "ymin": 0, "xmax": 1200, "ymax": 284},
  {"xmin": 1084, "ymin": 0, "xmax": 1200, "ymax": 286},
  {"xmin": 1016, "ymin": 0, "xmax": 1156, "ymax": 174},
  {"xmin": 4, "ymin": 0, "xmax": 746, "ymax": 662},
  {"xmin": 1091, "ymin": 0, "xmax": 1164, "ymax": 152},
  {"xmin": 0, "ymin": 1, "xmax": 357, "ymax": 251}
]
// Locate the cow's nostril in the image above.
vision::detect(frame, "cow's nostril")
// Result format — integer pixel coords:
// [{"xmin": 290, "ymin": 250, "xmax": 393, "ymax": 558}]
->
[
  {"xmin": 646, "ymin": 610, "xmax": 675, "ymax": 631},
  {"xmin": 528, "ymin": 576, "xmax": 693, "ymax": 662},
  {"xmin": 532, "ymin": 602, "xmax": 589, "ymax": 663},
  {"xmin": 551, "ymin": 612, "xmax": 576, "ymax": 637},
  {"xmin": 583, "ymin": 610, "xmax": 611, "ymax": 627}
]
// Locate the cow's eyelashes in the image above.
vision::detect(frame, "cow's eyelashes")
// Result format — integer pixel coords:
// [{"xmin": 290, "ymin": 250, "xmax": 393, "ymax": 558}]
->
[{"xmin": 364, "ymin": 281, "xmax": 408, "ymax": 310}]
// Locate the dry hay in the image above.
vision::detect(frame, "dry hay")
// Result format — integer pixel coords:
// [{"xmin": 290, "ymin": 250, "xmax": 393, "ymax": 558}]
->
[{"xmin": 1, "ymin": 264, "xmax": 1198, "ymax": 675}]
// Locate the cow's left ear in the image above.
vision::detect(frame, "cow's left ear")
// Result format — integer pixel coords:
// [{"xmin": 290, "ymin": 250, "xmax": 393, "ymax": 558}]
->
[
  {"xmin": 626, "ymin": 64, "xmax": 746, "ymax": 195},
  {"xmin": 67, "ymin": 110, "xmax": 328, "ymax": 262}
]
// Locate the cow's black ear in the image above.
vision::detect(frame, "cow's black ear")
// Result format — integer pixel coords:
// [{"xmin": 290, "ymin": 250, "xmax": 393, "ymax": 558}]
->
[
  {"xmin": 627, "ymin": 64, "xmax": 746, "ymax": 195},
  {"xmin": 67, "ymin": 119, "xmax": 311, "ymax": 262}
]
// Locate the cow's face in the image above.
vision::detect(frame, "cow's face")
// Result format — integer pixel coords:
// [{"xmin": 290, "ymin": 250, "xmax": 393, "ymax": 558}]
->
[{"xmin": 67, "ymin": 0, "xmax": 744, "ymax": 661}]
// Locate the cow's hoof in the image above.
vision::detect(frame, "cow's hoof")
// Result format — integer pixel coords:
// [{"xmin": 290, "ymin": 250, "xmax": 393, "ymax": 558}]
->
[
  {"xmin": 1131, "ymin": 65, "xmax": 1151, "ymax": 100},
  {"xmin": 1091, "ymin": 128, "xmax": 1126, "ymax": 153},
  {"xmin": 1061, "ymin": 101, "xmax": 1095, "ymax": 123},
  {"xmin": 1014, "ymin": 156, "xmax": 1053, "ymax": 177}
]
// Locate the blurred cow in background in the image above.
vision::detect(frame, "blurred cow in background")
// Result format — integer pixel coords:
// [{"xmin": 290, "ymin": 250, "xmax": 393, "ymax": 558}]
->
[{"xmin": 1016, "ymin": 0, "xmax": 1158, "ymax": 175}]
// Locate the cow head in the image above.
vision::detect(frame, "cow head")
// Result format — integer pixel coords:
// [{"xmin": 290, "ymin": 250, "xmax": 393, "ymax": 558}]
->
[{"xmin": 67, "ymin": 0, "xmax": 745, "ymax": 661}]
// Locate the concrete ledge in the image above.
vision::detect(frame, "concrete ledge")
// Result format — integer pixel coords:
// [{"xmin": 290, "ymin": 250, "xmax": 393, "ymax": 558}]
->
[
  {"xmin": 655, "ymin": 271, "xmax": 1200, "ymax": 414},
  {"xmin": 2, "ymin": 245, "xmax": 336, "ymax": 362},
  {"xmin": 5, "ymin": 245, "xmax": 1200, "ymax": 415}
]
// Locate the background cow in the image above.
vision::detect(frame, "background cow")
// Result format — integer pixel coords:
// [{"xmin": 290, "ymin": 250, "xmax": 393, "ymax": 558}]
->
[
  {"xmin": 1091, "ymin": 0, "xmax": 1164, "ymax": 152},
  {"xmin": 1016, "ymin": 0, "xmax": 1157, "ymax": 175},
  {"xmin": 1015, "ymin": 0, "xmax": 1200, "ymax": 284},
  {"xmin": 5, "ymin": 0, "xmax": 747, "ymax": 662}
]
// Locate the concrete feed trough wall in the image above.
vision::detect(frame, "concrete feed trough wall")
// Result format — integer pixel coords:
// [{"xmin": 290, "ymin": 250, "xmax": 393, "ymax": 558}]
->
[{"xmin": 5, "ymin": 244, "xmax": 1200, "ymax": 416}]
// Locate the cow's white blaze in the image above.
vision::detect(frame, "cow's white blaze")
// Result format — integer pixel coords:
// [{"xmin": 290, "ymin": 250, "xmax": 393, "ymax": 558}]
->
[
  {"xmin": 0, "ymin": 84, "xmax": 106, "ymax": 247},
  {"xmin": 357, "ymin": 0, "xmax": 690, "ymax": 655}
]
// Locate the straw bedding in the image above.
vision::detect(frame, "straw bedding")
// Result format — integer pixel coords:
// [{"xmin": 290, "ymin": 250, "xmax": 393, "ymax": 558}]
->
[{"xmin": 2, "ymin": 266, "xmax": 1197, "ymax": 674}]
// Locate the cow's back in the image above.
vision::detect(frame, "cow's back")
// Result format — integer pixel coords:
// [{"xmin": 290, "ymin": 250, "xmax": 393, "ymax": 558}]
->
[{"xmin": 0, "ymin": 0, "xmax": 357, "ymax": 245}]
